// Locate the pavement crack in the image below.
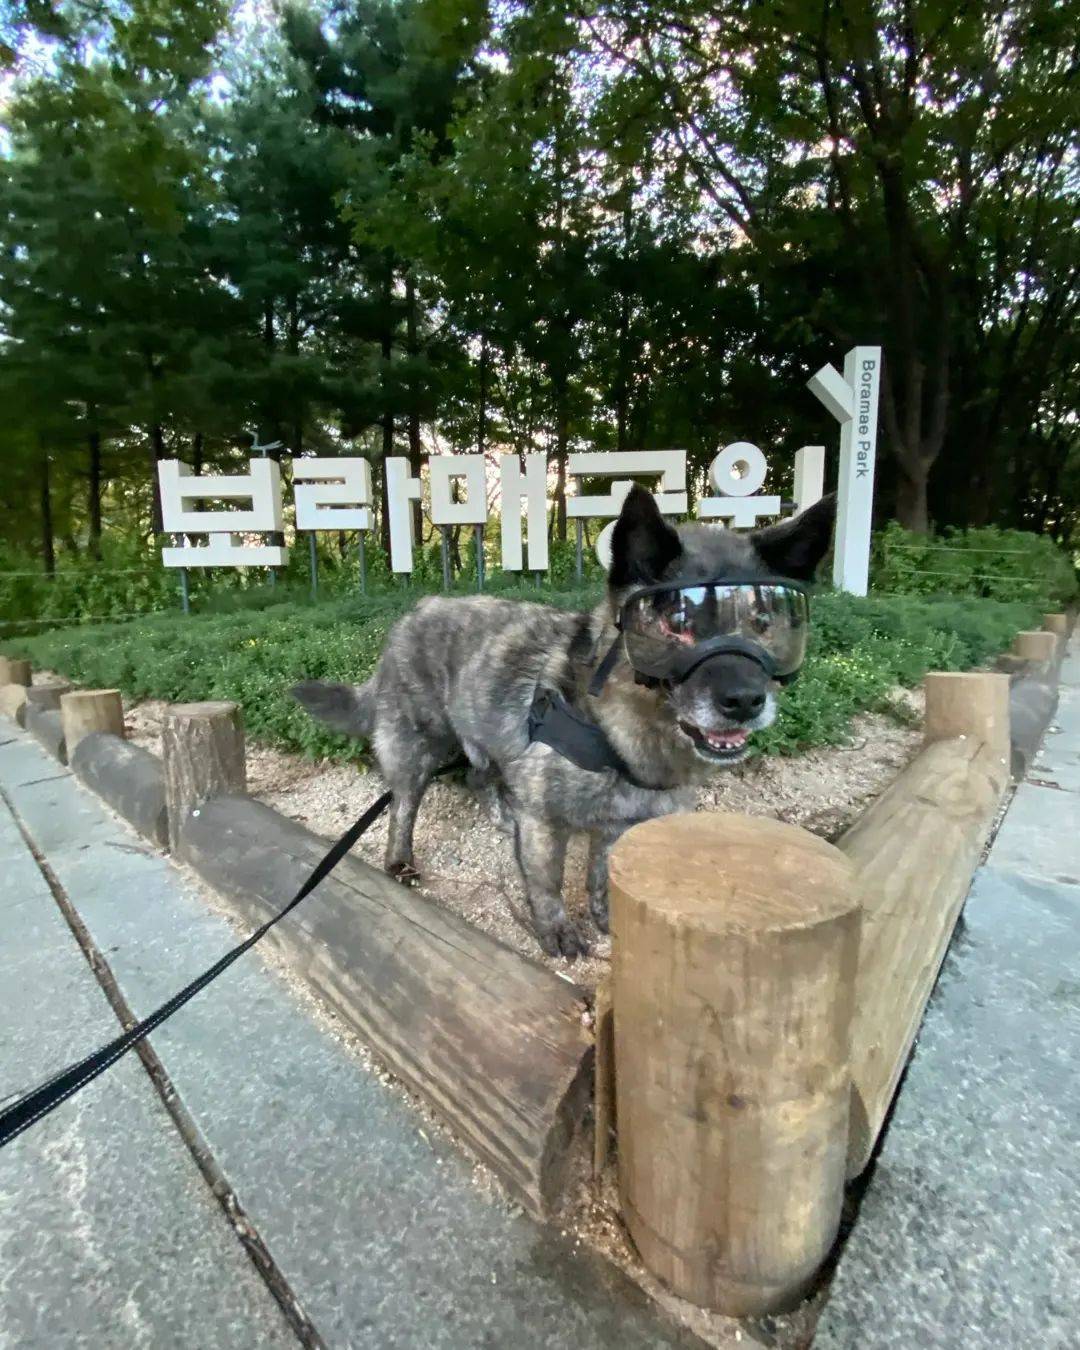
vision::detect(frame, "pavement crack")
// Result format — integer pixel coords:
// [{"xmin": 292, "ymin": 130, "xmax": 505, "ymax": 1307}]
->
[{"xmin": 0, "ymin": 782, "xmax": 325, "ymax": 1350}]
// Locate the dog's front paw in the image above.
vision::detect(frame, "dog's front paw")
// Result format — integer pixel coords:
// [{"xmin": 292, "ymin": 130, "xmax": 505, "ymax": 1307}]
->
[
  {"xmin": 387, "ymin": 860, "xmax": 421, "ymax": 886},
  {"xmin": 588, "ymin": 889, "xmax": 610, "ymax": 935},
  {"xmin": 538, "ymin": 917, "xmax": 591, "ymax": 962}
]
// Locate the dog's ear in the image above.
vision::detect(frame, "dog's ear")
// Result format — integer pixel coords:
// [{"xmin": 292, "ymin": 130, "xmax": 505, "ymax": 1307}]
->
[
  {"xmin": 751, "ymin": 493, "xmax": 837, "ymax": 581},
  {"xmin": 609, "ymin": 484, "xmax": 683, "ymax": 587}
]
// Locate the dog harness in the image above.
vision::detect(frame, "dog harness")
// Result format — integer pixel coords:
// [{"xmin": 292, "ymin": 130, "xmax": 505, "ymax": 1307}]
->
[{"xmin": 527, "ymin": 688, "xmax": 661, "ymax": 790}]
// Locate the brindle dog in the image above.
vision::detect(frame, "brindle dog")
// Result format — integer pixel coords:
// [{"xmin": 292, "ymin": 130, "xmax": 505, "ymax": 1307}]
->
[{"xmin": 294, "ymin": 485, "xmax": 835, "ymax": 958}]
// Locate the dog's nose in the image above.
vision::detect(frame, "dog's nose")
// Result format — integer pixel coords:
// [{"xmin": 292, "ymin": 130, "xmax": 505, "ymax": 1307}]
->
[{"xmin": 720, "ymin": 689, "xmax": 767, "ymax": 722}]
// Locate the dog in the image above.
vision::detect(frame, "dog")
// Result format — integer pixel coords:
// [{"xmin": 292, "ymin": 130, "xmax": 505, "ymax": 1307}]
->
[{"xmin": 293, "ymin": 485, "xmax": 835, "ymax": 959}]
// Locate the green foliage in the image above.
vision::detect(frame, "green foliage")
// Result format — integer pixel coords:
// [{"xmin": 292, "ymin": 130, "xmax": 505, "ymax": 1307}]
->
[
  {"xmin": 0, "ymin": 540, "xmax": 182, "ymax": 633},
  {"xmin": 2, "ymin": 0, "xmax": 1077, "ymax": 573},
  {"xmin": 755, "ymin": 590, "xmax": 1039, "ymax": 756},
  {"xmin": 873, "ymin": 522, "xmax": 1078, "ymax": 610},
  {"xmin": 11, "ymin": 584, "xmax": 1037, "ymax": 762}
]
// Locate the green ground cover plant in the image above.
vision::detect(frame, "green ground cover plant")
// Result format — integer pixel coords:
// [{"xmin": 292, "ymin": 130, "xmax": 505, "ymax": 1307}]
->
[{"xmin": 10, "ymin": 584, "xmax": 1039, "ymax": 762}]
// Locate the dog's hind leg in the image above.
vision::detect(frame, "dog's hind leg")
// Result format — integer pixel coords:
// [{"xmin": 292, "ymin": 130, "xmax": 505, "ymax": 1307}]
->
[{"xmin": 512, "ymin": 813, "xmax": 589, "ymax": 961}]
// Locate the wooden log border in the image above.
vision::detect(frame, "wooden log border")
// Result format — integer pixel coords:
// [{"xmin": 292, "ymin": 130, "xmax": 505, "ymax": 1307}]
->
[{"xmin": 1, "ymin": 616, "xmax": 1071, "ymax": 1235}]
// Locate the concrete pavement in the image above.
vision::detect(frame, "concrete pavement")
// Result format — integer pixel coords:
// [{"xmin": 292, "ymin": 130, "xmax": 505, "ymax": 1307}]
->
[
  {"xmin": 0, "ymin": 732, "xmax": 707, "ymax": 1350},
  {"xmin": 816, "ymin": 634, "xmax": 1080, "ymax": 1349}
]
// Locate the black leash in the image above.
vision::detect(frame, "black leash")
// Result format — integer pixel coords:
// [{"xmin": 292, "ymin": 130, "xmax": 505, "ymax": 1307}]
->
[{"xmin": 0, "ymin": 773, "xmax": 444, "ymax": 1152}]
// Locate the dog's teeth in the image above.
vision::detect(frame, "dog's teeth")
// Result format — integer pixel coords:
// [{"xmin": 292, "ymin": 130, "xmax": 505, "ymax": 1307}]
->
[{"xmin": 705, "ymin": 728, "xmax": 748, "ymax": 749}]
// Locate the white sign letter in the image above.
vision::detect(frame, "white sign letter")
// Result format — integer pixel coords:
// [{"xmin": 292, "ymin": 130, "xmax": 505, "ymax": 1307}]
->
[
  {"xmin": 566, "ymin": 450, "xmax": 687, "ymax": 567},
  {"xmin": 499, "ymin": 454, "xmax": 549, "ymax": 572},
  {"xmin": 429, "ymin": 455, "xmax": 488, "ymax": 527},
  {"xmin": 159, "ymin": 459, "xmax": 287, "ymax": 567},
  {"xmin": 793, "ymin": 445, "xmax": 825, "ymax": 513},
  {"xmin": 698, "ymin": 442, "xmax": 781, "ymax": 526},
  {"xmin": 385, "ymin": 458, "xmax": 423, "ymax": 573},
  {"xmin": 294, "ymin": 457, "xmax": 373, "ymax": 531},
  {"xmin": 808, "ymin": 346, "xmax": 880, "ymax": 595},
  {"xmin": 566, "ymin": 450, "xmax": 688, "ymax": 518}
]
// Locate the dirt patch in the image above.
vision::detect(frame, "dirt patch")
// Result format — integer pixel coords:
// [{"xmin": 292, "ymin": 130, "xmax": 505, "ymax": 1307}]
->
[{"xmin": 119, "ymin": 690, "xmax": 923, "ymax": 989}]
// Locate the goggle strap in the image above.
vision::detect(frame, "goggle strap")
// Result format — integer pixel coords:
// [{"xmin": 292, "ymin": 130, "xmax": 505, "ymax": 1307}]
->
[{"xmin": 587, "ymin": 637, "xmax": 623, "ymax": 697}]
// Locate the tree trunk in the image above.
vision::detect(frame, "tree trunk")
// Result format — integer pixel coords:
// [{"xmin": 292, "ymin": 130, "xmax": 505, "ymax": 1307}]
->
[
  {"xmin": 149, "ymin": 425, "xmax": 164, "ymax": 535},
  {"xmin": 380, "ymin": 258, "xmax": 396, "ymax": 558},
  {"xmin": 88, "ymin": 427, "xmax": 102, "ymax": 560},
  {"xmin": 896, "ymin": 463, "xmax": 930, "ymax": 534},
  {"xmin": 405, "ymin": 270, "xmax": 423, "ymax": 540},
  {"xmin": 40, "ymin": 449, "xmax": 55, "ymax": 576},
  {"xmin": 554, "ymin": 375, "xmax": 569, "ymax": 542},
  {"xmin": 192, "ymin": 431, "xmax": 204, "ymax": 476},
  {"xmin": 615, "ymin": 187, "xmax": 633, "ymax": 453},
  {"xmin": 478, "ymin": 328, "xmax": 489, "ymax": 455},
  {"xmin": 288, "ymin": 291, "xmax": 302, "ymax": 455}
]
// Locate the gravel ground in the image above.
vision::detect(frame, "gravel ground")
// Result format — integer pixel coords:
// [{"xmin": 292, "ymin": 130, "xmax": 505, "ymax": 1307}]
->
[{"xmin": 122, "ymin": 691, "xmax": 923, "ymax": 988}]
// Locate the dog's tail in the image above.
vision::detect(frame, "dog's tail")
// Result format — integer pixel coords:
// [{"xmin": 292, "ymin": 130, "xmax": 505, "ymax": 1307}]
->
[{"xmin": 291, "ymin": 680, "xmax": 376, "ymax": 739}]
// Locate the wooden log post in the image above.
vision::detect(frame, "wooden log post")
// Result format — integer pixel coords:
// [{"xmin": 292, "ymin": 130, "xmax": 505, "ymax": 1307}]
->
[
  {"xmin": 162, "ymin": 701, "xmax": 246, "ymax": 854},
  {"xmin": 26, "ymin": 683, "xmax": 72, "ymax": 713},
  {"xmin": 923, "ymin": 670, "xmax": 1011, "ymax": 756},
  {"xmin": 592, "ymin": 976, "xmax": 615, "ymax": 1178},
  {"xmin": 60, "ymin": 689, "xmax": 124, "ymax": 757},
  {"xmin": 0, "ymin": 657, "xmax": 31, "ymax": 686},
  {"xmin": 840, "ymin": 671, "xmax": 1010, "ymax": 1179},
  {"xmin": 1011, "ymin": 630, "xmax": 1057, "ymax": 663},
  {"xmin": 609, "ymin": 813, "xmax": 860, "ymax": 1316},
  {"xmin": 1043, "ymin": 613, "xmax": 1067, "ymax": 640},
  {"xmin": 0, "ymin": 685, "xmax": 29, "ymax": 727}
]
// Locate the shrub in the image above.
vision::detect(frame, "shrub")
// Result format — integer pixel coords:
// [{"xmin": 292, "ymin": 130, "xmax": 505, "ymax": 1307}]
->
[
  {"xmin": 10, "ymin": 582, "xmax": 1038, "ymax": 762},
  {"xmin": 872, "ymin": 521, "xmax": 1078, "ymax": 610}
]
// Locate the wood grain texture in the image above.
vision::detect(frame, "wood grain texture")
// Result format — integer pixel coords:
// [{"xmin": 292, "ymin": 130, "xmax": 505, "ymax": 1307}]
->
[
  {"xmin": 26, "ymin": 683, "xmax": 72, "ymax": 713},
  {"xmin": 839, "ymin": 734, "xmax": 1009, "ymax": 1178},
  {"xmin": 609, "ymin": 812, "xmax": 860, "ymax": 1316},
  {"xmin": 25, "ymin": 706, "xmax": 67, "ymax": 764},
  {"xmin": 592, "ymin": 976, "xmax": 614, "ymax": 1178},
  {"xmin": 0, "ymin": 684, "xmax": 28, "ymax": 727},
  {"xmin": 162, "ymin": 701, "xmax": 245, "ymax": 853},
  {"xmin": 59, "ymin": 689, "xmax": 124, "ymax": 756},
  {"xmin": 71, "ymin": 733, "xmax": 168, "ymax": 847},
  {"xmin": 923, "ymin": 671, "xmax": 1010, "ymax": 753},
  {"xmin": 178, "ymin": 793, "xmax": 594, "ymax": 1217},
  {"xmin": 1011, "ymin": 630, "xmax": 1057, "ymax": 662},
  {"xmin": 0, "ymin": 658, "xmax": 31, "ymax": 686}
]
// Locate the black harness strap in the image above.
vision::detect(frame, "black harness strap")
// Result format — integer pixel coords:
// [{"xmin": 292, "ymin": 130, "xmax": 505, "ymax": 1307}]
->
[
  {"xmin": 0, "ymin": 762, "xmax": 462, "ymax": 1152},
  {"xmin": 528, "ymin": 688, "xmax": 660, "ymax": 791}
]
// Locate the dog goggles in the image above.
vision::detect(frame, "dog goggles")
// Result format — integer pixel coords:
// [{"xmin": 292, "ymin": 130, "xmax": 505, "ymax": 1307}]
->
[{"xmin": 618, "ymin": 578, "xmax": 810, "ymax": 683}]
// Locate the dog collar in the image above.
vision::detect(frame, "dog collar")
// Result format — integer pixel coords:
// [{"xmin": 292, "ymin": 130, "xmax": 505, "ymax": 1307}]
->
[{"xmin": 527, "ymin": 689, "xmax": 665, "ymax": 791}]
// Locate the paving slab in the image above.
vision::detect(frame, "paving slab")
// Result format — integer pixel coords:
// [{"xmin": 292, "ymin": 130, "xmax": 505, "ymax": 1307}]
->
[
  {"xmin": 0, "ymin": 734, "xmax": 708, "ymax": 1350},
  {"xmin": 0, "ymin": 788, "xmax": 295, "ymax": 1350},
  {"xmin": 815, "ymin": 637, "xmax": 1080, "ymax": 1350}
]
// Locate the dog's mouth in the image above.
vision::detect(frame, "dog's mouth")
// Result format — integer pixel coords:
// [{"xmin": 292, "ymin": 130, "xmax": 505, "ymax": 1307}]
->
[{"xmin": 677, "ymin": 721, "xmax": 751, "ymax": 763}]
